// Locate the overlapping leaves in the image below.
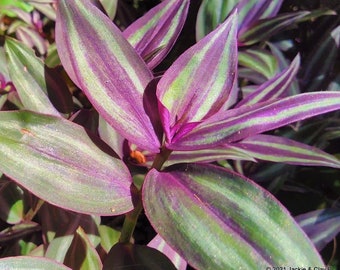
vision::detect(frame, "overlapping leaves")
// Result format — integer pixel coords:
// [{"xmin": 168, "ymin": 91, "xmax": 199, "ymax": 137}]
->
[{"xmin": 1, "ymin": 0, "xmax": 339, "ymax": 269}]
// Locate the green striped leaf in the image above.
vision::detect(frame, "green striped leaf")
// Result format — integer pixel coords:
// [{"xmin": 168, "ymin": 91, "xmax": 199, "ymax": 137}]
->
[
  {"xmin": 143, "ymin": 164, "xmax": 325, "ymax": 269},
  {"xmin": 55, "ymin": 0, "xmax": 160, "ymax": 152},
  {"xmin": 0, "ymin": 111, "xmax": 133, "ymax": 216},
  {"xmin": 157, "ymin": 10, "xmax": 238, "ymax": 144},
  {"xmin": 239, "ymin": 11, "xmax": 309, "ymax": 46},
  {"xmin": 168, "ymin": 92, "xmax": 340, "ymax": 150},
  {"xmin": 296, "ymin": 209, "xmax": 340, "ymax": 251},
  {"xmin": 238, "ymin": 48, "xmax": 278, "ymax": 79},
  {"xmin": 5, "ymin": 37, "xmax": 60, "ymax": 116},
  {"xmin": 123, "ymin": 0, "xmax": 189, "ymax": 69},
  {"xmin": 231, "ymin": 134, "xmax": 340, "ymax": 168},
  {"xmin": 236, "ymin": 54, "xmax": 300, "ymax": 107}
]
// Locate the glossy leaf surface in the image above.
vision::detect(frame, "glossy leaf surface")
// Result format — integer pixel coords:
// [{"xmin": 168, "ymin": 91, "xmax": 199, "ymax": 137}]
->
[
  {"xmin": 56, "ymin": 0, "xmax": 160, "ymax": 152},
  {"xmin": 236, "ymin": 54, "xmax": 300, "ymax": 107},
  {"xmin": 195, "ymin": 0, "xmax": 283, "ymax": 40},
  {"xmin": 239, "ymin": 11, "xmax": 310, "ymax": 45},
  {"xmin": 169, "ymin": 92, "xmax": 340, "ymax": 150},
  {"xmin": 157, "ymin": 11, "xmax": 238, "ymax": 144},
  {"xmin": 143, "ymin": 164, "xmax": 324, "ymax": 269},
  {"xmin": 0, "ymin": 111, "xmax": 133, "ymax": 215},
  {"xmin": 124, "ymin": 0, "xmax": 189, "ymax": 69},
  {"xmin": 231, "ymin": 134, "xmax": 340, "ymax": 168},
  {"xmin": 238, "ymin": 48, "xmax": 277, "ymax": 79}
]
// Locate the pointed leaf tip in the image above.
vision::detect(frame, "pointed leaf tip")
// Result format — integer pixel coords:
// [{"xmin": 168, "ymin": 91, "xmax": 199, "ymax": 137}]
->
[
  {"xmin": 124, "ymin": 0, "xmax": 190, "ymax": 69},
  {"xmin": 55, "ymin": 0, "xmax": 160, "ymax": 152},
  {"xmin": 157, "ymin": 10, "xmax": 238, "ymax": 145}
]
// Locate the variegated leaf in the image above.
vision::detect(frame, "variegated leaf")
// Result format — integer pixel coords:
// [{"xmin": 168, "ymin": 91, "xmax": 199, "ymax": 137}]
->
[
  {"xmin": 55, "ymin": 0, "xmax": 160, "ymax": 152},
  {"xmin": 0, "ymin": 111, "xmax": 133, "ymax": 216},
  {"xmin": 124, "ymin": 0, "xmax": 189, "ymax": 69},
  {"xmin": 168, "ymin": 92, "xmax": 340, "ymax": 150},
  {"xmin": 231, "ymin": 134, "xmax": 340, "ymax": 168},
  {"xmin": 143, "ymin": 164, "xmax": 325, "ymax": 269},
  {"xmin": 236, "ymin": 54, "xmax": 300, "ymax": 107},
  {"xmin": 157, "ymin": 10, "xmax": 238, "ymax": 144}
]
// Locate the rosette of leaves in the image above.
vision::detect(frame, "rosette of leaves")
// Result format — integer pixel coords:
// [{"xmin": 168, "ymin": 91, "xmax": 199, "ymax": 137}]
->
[{"xmin": 0, "ymin": 0, "xmax": 340, "ymax": 269}]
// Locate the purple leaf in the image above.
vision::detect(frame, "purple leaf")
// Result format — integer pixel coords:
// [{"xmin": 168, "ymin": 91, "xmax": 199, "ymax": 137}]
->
[
  {"xmin": 239, "ymin": 11, "xmax": 310, "ymax": 46},
  {"xmin": 55, "ymin": 0, "xmax": 160, "ymax": 152},
  {"xmin": 143, "ymin": 164, "xmax": 325, "ymax": 269},
  {"xmin": 238, "ymin": 48, "xmax": 278, "ymax": 79},
  {"xmin": 148, "ymin": 234, "xmax": 187, "ymax": 270},
  {"xmin": 0, "ymin": 111, "xmax": 133, "ymax": 216},
  {"xmin": 168, "ymin": 92, "xmax": 340, "ymax": 150},
  {"xmin": 296, "ymin": 209, "xmax": 340, "ymax": 251},
  {"xmin": 5, "ymin": 37, "xmax": 72, "ymax": 115},
  {"xmin": 236, "ymin": 54, "xmax": 300, "ymax": 107},
  {"xmin": 195, "ymin": 0, "xmax": 283, "ymax": 41},
  {"xmin": 123, "ymin": 0, "xmax": 189, "ymax": 69},
  {"xmin": 237, "ymin": 0, "xmax": 275, "ymax": 35},
  {"xmin": 163, "ymin": 146, "xmax": 255, "ymax": 167},
  {"xmin": 231, "ymin": 134, "xmax": 340, "ymax": 168},
  {"xmin": 16, "ymin": 26, "xmax": 48, "ymax": 55},
  {"xmin": 157, "ymin": 10, "xmax": 238, "ymax": 144}
]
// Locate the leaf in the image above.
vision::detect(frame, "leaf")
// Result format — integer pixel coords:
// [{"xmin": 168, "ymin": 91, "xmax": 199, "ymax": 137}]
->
[
  {"xmin": 163, "ymin": 146, "xmax": 255, "ymax": 167},
  {"xmin": 230, "ymin": 134, "xmax": 340, "ymax": 168},
  {"xmin": 0, "ymin": 256, "xmax": 71, "ymax": 270},
  {"xmin": 64, "ymin": 227, "xmax": 103, "ymax": 270},
  {"xmin": 45, "ymin": 43, "xmax": 61, "ymax": 68},
  {"xmin": 195, "ymin": 0, "xmax": 238, "ymax": 41},
  {"xmin": 98, "ymin": 116, "xmax": 125, "ymax": 159},
  {"xmin": 0, "ymin": 111, "xmax": 133, "ymax": 216},
  {"xmin": 5, "ymin": 37, "xmax": 59, "ymax": 116},
  {"xmin": 296, "ymin": 208, "xmax": 340, "ymax": 251},
  {"xmin": 103, "ymin": 243, "xmax": 177, "ymax": 270},
  {"xmin": 195, "ymin": 0, "xmax": 283, "ymax": 41},
  {"xmin": 157, "ymin": 10, "xmax": 238, "ymax": 144},
  {"xmin": 267, "ymin": 42, "xmax": 300, "ymax": 96},
  {"xmin": 55, "ymin": 0, "xmax": 160, "ymax": 152},
  {"xmin": 236, "ymin": 54, "xmax": 300, "ymax": 107},
  {"xmin": 168, "ymin": 92, "xmax": 340, "ymax": 150},
  {"xmin": 148, "ymin": 234, "xmax": 187, "ymax": 270},
  {"xmin": 239, "ymin": 11, "xmax": 310, "ymax": 46},
  {"xmin": 0, "ymin": 181, "xmax": 24, "ymax": 224},
  {"xmin": 98, "ymin": 225, "xmax": 120, "ymax": 253},
  {"xmin": 236, "ymin": 0, "xmax": 281, "ymax": 35},
  {"xmin": 16, "ymin": 26, "xmax": 48, "ymax": 55},
  {"xmin": 143, "ymin": 164, "xmax": 325, "ymax": 269},
  {"xmin": 0, "ymin": 0, "xmax": 33, "ymax": 16},
  {"xmin": 0, "ymin": 222, "xmax": 40, "ymax": 244},
  {"xmin": 238, "ymin": 48, "xmax": 278, "ymax": 79},
  {"xmin": 123, "ymin": 0, "xmax": 189, "ymax": 69},
  {"xmin": 300, "ymin": 25, "xmax": 340, "ymax": 92},
  {"xmin": 99, "ymin": 0, "xmax": 118, "ymax": 20},
  {"xmin": 29, "ymin": 2, "xmax": 56, "ymax": 21}
]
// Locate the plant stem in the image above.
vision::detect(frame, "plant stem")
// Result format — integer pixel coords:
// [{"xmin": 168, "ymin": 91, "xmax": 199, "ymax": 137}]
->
[
  {"xmin": 24, "ymin": 199, "xmax": 45, "ymax": 221},
  {"xmin": 119, "ymin": 146, "xmax": 172, "ymax": 243}
]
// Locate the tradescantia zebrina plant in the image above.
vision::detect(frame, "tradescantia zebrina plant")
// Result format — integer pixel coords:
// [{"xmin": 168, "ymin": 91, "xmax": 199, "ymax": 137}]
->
[{"xmin": 1, "ymin": 0, "xmax": 340, "ymax": 269}]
